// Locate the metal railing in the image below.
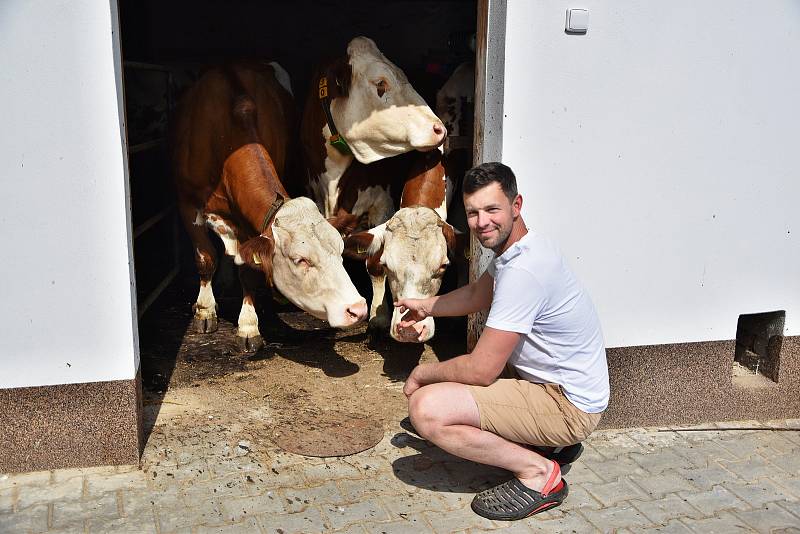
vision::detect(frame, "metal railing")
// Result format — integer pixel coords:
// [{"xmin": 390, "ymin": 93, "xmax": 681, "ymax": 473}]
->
[{"xmin": 124, "ymin": 61, "xmax": 179, "ymax": 319}]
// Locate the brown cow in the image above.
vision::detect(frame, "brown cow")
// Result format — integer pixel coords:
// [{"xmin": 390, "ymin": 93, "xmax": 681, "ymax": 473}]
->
[{"xmin": 173, "ymin": 63, "xmax": 367, "ymax": 352}]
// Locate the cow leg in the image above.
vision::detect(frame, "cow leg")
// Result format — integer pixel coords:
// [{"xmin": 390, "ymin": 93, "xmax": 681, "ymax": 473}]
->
[
  {"xmin": 178, "ymin": 202, "xmax": 219, "ymax": 333},
  {"xmin": 367, "ymin": 273, "xmax": 392, "ymax": 337},
  {"xmin": 235, "ymin": 264, "xmax": 264, "ymax": 353}
]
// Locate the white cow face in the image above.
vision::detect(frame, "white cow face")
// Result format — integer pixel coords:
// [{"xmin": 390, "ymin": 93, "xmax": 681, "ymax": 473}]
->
[
  {"xmin": 369, "ymin": 207, "xmax": 455, "ymax": 342},
  {"xmin": 329, "ymin": 37, "xmax": 446, "ymax": 164},
  {"xmin": 240, "ymin": 197, "xmax": 367, "ymax": 328}
]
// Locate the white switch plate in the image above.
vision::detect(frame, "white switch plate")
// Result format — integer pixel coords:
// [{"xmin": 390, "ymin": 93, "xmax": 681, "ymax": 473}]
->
[{"xmin": 566, "ymin": 8, "xmax": 589, "ymax": 33}]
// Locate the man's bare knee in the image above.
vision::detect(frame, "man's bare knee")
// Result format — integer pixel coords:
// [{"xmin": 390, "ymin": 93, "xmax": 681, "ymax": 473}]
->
[
  {"xmin": 409, "ymin": 383, "xmax": 480, "ymax": 440},
  {"xmin": 408, "ymin": 387, "xmax": 442, "ymax": 439}
]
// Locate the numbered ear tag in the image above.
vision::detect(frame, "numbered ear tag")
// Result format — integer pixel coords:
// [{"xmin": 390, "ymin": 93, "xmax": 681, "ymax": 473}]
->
[
  {"xmin": 318, "ymin": 77, "xmax": 328, "ymax": 99},
  {"xmin": 252, "ymin": 253, "xmax": 262, "ymax": 265}
]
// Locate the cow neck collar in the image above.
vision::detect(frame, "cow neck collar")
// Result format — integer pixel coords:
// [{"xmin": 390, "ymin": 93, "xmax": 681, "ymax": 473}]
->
[
  {"xmin": 318, "ymin": 76, "xmax": 352, "ymax": 156},
  {"xmin": 259, "ymin": 193, "xmax": 285, "ymax": 235}
]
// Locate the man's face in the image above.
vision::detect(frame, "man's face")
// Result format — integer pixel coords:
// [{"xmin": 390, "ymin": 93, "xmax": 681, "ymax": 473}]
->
[{"xmin": 464, "ymin": 182, "xmax": 521, "ymax": 253}]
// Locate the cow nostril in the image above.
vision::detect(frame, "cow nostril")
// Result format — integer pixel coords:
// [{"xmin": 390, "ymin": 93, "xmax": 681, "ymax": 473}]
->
[
  {"xmin": 346, "ymin": 301, "xmax": 367, "ymax": 321},
  {"xmin": 433, "ymin": 123, "xmax": 444, "ymax": 136}
]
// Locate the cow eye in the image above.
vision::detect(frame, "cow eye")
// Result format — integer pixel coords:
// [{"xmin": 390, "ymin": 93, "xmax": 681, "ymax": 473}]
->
[
  {"xmin": 434, "ymin": 263, "xmax": 449, "ymax": 278},
  {"xmin": 374, "ymin": 79, "xmax": 388, "ymax": 98},
  {"xmin": 293, "ymin": 257, "xmax": 311, "ymax": 268}
]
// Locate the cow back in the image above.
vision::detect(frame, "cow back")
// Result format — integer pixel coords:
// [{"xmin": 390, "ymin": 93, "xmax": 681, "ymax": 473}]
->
[{"xmin": 172, "ymin": 62, "xmax": 294, "ymax": 207}]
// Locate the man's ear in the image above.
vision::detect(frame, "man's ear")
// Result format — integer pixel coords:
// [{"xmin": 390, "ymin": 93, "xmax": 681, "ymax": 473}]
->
[{"xmin": 512, "ymin": 193, "xmax": 523, "ymax": 217}]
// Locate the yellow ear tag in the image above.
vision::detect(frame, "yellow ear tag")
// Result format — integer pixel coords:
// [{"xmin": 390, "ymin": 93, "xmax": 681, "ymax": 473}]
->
[
  {"xmin": 252, "ymin": 253, "xmax": 262, "ymax": 265},
  {"xmin": 318, "ymin": 77, "xmax": 328, "ymax": 99}
]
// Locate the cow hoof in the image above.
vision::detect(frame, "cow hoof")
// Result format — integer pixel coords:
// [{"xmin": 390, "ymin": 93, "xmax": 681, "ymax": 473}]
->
[
  {"xmin": 236, "ymin": 333, "xmax": 264, "ymax": 353},
  {"xmin": 192, "ymin": 315, "xmax": 218, "ymax": 333}
]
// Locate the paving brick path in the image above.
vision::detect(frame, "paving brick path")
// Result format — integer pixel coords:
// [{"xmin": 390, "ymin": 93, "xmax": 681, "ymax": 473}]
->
[{"xmin": 2, "ymin": 419, "xmax": 800, "ymax": 533}]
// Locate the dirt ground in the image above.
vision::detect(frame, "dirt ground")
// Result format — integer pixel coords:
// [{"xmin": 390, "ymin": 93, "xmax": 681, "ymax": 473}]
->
[{"xmin": 138, "ymin": 271, "xmax": 467, "ymax": 457}]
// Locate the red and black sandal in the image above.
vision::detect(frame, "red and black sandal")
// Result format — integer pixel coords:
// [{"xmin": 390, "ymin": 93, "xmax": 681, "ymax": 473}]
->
[{"xmin": 470, "ymin": 461, "xmax": 568, "ymax": 521}]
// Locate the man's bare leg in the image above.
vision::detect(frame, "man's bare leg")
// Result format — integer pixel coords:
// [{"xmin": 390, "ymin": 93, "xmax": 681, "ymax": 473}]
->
[{"xmin": 408, "ymin": 382, "xmax": 559, "ymax": 491}]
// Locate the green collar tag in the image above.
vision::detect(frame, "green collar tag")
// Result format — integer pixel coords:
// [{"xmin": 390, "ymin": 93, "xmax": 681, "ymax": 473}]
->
[
  {"xmin": 319, "ymin": 75, "xmax": 352, "ymax": 156},
  {"xmin": 329, "ymin": 133, "xmax": 352, "ymax": 155}
]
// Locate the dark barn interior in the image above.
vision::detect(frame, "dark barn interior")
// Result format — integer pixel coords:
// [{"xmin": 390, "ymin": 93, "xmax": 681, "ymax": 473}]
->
[{"xmin": 119, "ymin": 0, "xmax": 478, "ymax": 406}]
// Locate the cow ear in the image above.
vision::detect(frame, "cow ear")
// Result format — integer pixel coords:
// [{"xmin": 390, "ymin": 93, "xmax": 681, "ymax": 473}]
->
[
  {"xmin": 365, "ymin": 244, "xmax": 385, "ymax": 278},
  {"xmin": 239, "ymin": 236, "xmax": 275, "ymax": 285},
  {"xmin": 326, "ymin": 57, "xmax": 352, "ymax": 98},
  {"xmin": 343, "ymin": 231, "xmax": 375, "ymax": 261},
  {"xmin": 440, "ymin": 222, "xmax": 457, "ymax": 258},
  {"xmin": 327, "ymin": 212, "xmax": 365, "ymax": 237}
]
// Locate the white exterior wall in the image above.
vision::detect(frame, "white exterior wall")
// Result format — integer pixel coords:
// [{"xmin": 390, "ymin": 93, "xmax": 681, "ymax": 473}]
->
[
  {"xmin": 0, "ymin": 1, "xmax": 138, "ymax": 388},
  {"xmin": 502, "ymin": 1, "xmax": 799, "ymax": 347}
]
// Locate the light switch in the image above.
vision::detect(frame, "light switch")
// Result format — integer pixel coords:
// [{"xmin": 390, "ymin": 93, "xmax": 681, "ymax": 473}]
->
[{"xmin": 566, "ymin": 8, "xmax": 589, "ymax": 34}]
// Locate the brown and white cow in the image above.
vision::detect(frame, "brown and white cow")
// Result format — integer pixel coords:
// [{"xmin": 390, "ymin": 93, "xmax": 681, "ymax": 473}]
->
[
  {"xmin": 344, "ymin": 149, "xmax": 459, "ymax": 343},
  {"xmin": 173, "ymin": 62, "xmax": 367, "ymax": 352},
  {"xmin": 299, "ymin": 36, "xmax": 447, "ymax": 228}
]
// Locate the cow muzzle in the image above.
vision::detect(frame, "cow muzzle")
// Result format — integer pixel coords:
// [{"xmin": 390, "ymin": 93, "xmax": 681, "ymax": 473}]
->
[
  {"xmin": 328, "ymin": 298, "xmax": 368, "ymax": 328},
  {"xmin": 415, "ymin": 122, "xmax": 447, "ymax": 152},
  {"xmin": 391, "ymin": 315, "xmax": 435, "ymax": 343}
]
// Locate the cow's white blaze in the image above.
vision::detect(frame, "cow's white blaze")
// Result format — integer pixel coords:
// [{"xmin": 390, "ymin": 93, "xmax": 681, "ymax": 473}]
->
[
  {"xmin": 270, "ymin": 197, "xmax": 367, "ymax": 327},
  {"xmin": 330, "ymin": 37, "xmax": 446, "ymax": 164}
]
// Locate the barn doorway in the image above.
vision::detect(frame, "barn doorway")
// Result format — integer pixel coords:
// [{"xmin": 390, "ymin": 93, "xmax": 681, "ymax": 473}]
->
[{"xmin": 117, "ymin": 0, "xmax": 494, "ymax": 446}]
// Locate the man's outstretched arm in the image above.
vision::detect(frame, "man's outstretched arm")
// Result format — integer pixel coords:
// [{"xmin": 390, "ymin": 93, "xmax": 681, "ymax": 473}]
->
[
  {"xmin": 403, "ymin": 326, "xmax": 521, "ymax": 397},
  {"xmin": 395, "ymin": 270, "xmax": 494, "ymax": 326}
]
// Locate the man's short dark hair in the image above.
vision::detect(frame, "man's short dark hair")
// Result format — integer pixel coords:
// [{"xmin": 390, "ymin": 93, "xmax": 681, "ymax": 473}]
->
[{"xmin": 462, "ymin": 162, "xmax": 518, "ymax": 202}]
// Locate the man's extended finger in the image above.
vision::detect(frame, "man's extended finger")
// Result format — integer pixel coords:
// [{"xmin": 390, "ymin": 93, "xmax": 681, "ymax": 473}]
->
[
  {"xmin": 417, "ymin": 325, "xmax": 428, "ymax": 342},
  {"xmin": 397, "ymin": 317, "xmax": 418, "ymax": 328}
]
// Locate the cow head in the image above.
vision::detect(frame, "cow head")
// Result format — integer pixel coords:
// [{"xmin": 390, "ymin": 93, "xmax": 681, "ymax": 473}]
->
[
  {"xmin": 327, "ymin": 36, "xmax": 446, "ymax": 164},
  {"xmin": 239, "ymin": 197, "xmax": 367, "ymax": 328},
  {"xmin": 347, "ymin": 206, "xmax": 455, "ymax": 342}
]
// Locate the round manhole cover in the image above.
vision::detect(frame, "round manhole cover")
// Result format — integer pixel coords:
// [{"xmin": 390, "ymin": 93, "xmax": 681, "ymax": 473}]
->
[{"xmin": 273, "ymin": 410, "xmax": 384, "ymax": 457}]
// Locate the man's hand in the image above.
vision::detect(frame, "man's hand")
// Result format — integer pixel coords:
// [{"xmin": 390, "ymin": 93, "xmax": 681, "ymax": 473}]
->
[
  {"xmin": 394, "ymin": 298, "xmax": 430, "ymax": 328},
  {"xmin": 403, "ymin": 366, "xmax": 425, "ymax": 398}
]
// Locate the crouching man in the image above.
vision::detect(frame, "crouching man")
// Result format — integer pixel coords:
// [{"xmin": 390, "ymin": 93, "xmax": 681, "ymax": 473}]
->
[{"xmin": 395, "ymin": 162, "xmax": 609, "ymax": 520}]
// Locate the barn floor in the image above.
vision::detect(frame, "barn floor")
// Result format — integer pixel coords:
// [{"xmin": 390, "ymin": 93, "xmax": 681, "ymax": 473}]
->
[{"xmin": 137, "ymin": 270, "xmax": 469, "ymax": 450}]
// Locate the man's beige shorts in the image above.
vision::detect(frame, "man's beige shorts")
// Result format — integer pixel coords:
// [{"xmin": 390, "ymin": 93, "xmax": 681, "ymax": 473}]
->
[{"xmin": 468, "ymin": 380, "xmax": 602, "ymax": 447}]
